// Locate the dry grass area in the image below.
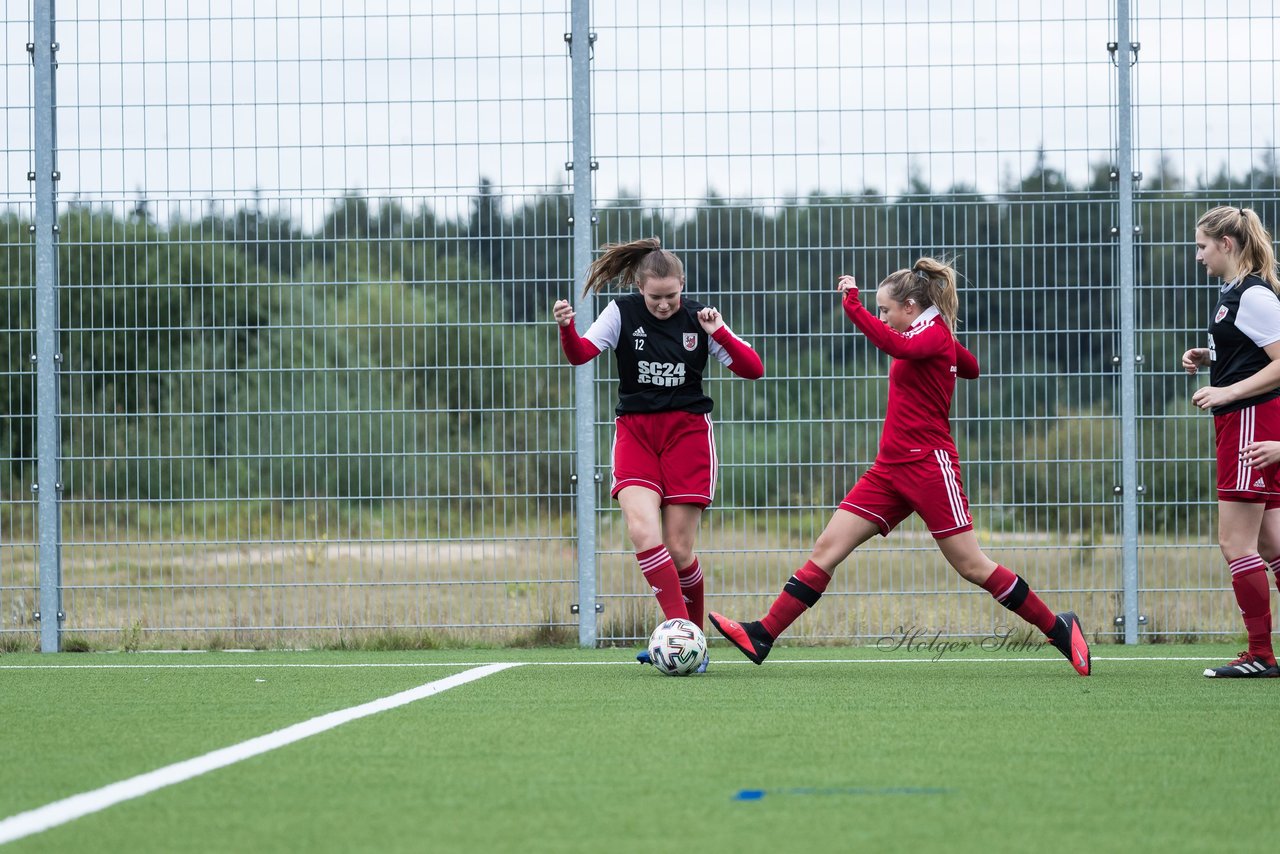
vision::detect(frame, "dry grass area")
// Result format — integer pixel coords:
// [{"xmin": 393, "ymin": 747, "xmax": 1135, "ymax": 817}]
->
[{"xmin": 0, "ymin": 517, "xmax": 1243, "ymax": 650}]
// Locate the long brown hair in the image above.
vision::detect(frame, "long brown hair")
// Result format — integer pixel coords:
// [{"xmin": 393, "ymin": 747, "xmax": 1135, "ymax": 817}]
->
[
  {"xmin": 582, "ymin": 237, "xmax": 685, "ymax": 296},
  {"xmin": 879, "ymin": 256, "xmax": 960, "ymax": 337},
  {"xmin": 1197, "ymin": 206, "xmax": 1280, "ymax": 293}
]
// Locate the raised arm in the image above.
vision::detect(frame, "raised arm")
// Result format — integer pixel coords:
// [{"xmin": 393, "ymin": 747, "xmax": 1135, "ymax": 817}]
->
[
  {"xmin": 839, "ymin": 280, "xmax": 948, "ymax": 360},
  {"xmin": 697, "ymin": 306, "xmax": 764, "ymax": 379},
  {"xmin": 553, "ymin": 298, "xmax": 603, "ymax": 365},
  {"xmin": 710, "ymin": 325, "xmax": 765, "ymax": 380}
]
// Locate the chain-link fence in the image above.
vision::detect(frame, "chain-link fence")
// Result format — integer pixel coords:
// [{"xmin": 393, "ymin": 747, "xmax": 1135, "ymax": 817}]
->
[{"xmin": 3, "ymin": 1, "xmax": 1277, "ymax": 651}]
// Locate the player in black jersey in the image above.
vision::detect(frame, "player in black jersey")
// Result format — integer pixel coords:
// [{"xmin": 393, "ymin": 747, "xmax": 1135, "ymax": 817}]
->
[
  {"xmin": 553, "ymin": 238, "xmax": 763, "ymax": 666},
  {"xmin": 1181, "ymin": 206, "xmax": 1280, "ymax": 677}
]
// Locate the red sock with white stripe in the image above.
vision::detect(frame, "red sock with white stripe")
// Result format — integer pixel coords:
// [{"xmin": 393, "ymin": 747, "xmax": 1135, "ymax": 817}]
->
[
  {"xmin": 759, "ymin": 561, "xmax": 831, "ymax": 639},
  {"xmin": 980, "ymin": 565, "xmax": 1057, "ymax": 635},
  {"xmin": 677, "ymin": 557, "xmax": 705, "ymax": 629},
  {"xmin": 637, "ymin": 546, "xmax": 690, "ymax": 621},
  {"xmin": 1229, "ymin": 554, "xmax": 1274, "ymax": 661}
]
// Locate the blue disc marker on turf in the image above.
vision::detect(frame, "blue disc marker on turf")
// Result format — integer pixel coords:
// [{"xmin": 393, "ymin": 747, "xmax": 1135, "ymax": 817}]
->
[{"xmin": 734, "ymin": 786, "xmax": 948, "ymax": 801}]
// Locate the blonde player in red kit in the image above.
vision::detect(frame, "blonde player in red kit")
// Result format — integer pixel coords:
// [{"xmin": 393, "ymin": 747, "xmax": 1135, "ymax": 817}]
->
[
  {"xmin": 710, "ymin": 257, "xmax": 1091, "ymax": 676},
  {"xmin": 553, "ymin": 238, "xmax": 764, "ymax": 666},
  {"xmin": 1181, "ymin": 206, "xmax": 1280, "ymax": 678}
]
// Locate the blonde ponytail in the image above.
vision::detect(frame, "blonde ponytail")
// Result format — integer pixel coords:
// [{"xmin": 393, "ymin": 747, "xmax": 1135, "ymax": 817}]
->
[
  {"xmin": 1196, "ymin": 206, "xmax": 1280, "ymax": 293},
  {"xmin": 880, "ymin": 256, "xmax": 960, "ymax": 337}
]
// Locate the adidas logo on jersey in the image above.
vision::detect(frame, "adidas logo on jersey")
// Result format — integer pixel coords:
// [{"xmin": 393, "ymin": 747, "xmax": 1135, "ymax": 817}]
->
[
  {"xmin": 633, "ymin": 326, "xmax": 647, "ymax": 337},
  {"xmin": 1255, "ymin": 478, "xmax": 1266, "ymax": 488}
]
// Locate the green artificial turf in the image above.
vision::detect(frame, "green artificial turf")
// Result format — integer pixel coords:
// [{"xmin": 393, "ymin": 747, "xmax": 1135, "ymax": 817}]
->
[{"xmin": 0, "ymin": 645, "xmax": 1270, "ymax": 853}]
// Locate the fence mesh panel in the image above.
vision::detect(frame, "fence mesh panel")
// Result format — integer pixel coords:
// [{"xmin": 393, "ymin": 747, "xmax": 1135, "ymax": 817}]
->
[
  {"xmin": 590, "ymin": 2, "xmax": 1125, "ymax": 643},
  {"xmin": 1132, "ymin": 5, "xmax": 1280, "ymax": 640},
  {"xmin": 1, "ymin": 8, "xmax": 36, "ymax": 648},
  {"xmin": 2, "ymin": 2, "xmax": 1277, "ymax": 648}
]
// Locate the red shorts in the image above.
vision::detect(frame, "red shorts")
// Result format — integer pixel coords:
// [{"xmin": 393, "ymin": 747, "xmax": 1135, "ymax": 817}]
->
[
  {"xmin": 1216, "ymin": 398, "xmax": 1280, "ymax": 506},
  {"xmin": 839, "ymin": 450, "xmax": 973, "ymax": 539},
  {"xmin": 611, "ymin": 411, "xmax": 718, "ymax": 508}
]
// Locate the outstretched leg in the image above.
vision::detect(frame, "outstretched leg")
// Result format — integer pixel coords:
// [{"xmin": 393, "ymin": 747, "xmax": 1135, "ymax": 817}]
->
[
  {"xmin": 710, "ymin": 510, "xmax": 878, "ymax": 664},
  {"xmin": 936, "ymin": 530, "xmax": 1091, "ymax": 676}
]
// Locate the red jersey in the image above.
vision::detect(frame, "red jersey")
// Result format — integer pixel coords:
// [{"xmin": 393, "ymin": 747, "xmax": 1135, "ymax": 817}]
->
[{"xmin": 843, "ymin": 293, "xmax": 979, "ymax": 463}]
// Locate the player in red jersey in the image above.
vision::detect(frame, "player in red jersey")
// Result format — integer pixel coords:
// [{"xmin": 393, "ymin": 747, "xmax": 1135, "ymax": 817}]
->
[
  {"xmin": 709, "ymin": 257, "xmax": 1091, "ymax": 676},
  {"xmin": 1181, "ymin": 206, "xmax": 1280, "ymax": 678},
  {"xmin": 553, "ymin": 238, "xmax": 764, "ymax": 660}
]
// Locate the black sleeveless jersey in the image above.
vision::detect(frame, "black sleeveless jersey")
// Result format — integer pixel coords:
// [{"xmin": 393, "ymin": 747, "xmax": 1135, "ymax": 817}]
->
[
  {"xmin": 612, "ymin": 292, "xmax": 713, "ymax": 415},
  {"xmin": 1209, "ymin": 274, "xmax": 1280, "ymax": 414}
]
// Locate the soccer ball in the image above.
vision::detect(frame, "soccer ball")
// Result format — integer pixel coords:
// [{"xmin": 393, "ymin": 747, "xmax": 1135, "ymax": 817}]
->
[{"xmin": 647, "ymin": 618, "xmax": 708, "ymax": 676}]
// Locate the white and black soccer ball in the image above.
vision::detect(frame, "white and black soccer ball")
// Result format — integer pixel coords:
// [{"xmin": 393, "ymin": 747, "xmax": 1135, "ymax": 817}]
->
[{"xmin": 647, "ymin": 618, "xmax": 708, "ymax": 676}]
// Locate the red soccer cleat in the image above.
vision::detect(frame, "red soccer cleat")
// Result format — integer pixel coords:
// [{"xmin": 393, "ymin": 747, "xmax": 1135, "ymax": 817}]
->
[
  {"xmin": 1046, "ymin": 611, "xmax": 1091, "ymax": 676},
  {"xmin": 708, "ymin": 612, "xmax": 774, "ymax": 665}
]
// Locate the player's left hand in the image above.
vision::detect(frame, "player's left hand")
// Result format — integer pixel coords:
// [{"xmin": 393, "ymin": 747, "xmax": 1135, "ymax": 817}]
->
[
  {"xmin": 837, "ymin": 275, "xmax": 858, "ymax": 298},
  {"xmin": 1191, "ymin": 384, "xmax": 1234, "ymax": 410},
  {"xmin": 697, "ymin": 307, "xmax": 724, "ymax": 334},
  {"xmin": 1243, "ymin": 441, "xmax": 1280, "ymax": 468}
]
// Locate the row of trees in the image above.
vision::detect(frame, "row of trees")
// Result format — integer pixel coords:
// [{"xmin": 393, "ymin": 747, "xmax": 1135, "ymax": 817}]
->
[{"xmin": 1, "ymin": 153, "xmax": 1277, "ymax": 533}]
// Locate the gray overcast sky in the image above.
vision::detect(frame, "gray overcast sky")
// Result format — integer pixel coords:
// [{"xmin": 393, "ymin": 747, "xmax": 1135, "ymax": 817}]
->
[{"xmin": 3, "ymin": 1, "xmax": 1276, "ymax": 224}]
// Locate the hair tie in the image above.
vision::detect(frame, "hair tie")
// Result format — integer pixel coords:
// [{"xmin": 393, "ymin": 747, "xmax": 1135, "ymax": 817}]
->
[
  {"xmin": 915, "ymin": 269, "xmax": 928, "ymax": 281},
  {"xmin": 1239, "ymin": 207, "xmax": 1247, "ymax": 217}
]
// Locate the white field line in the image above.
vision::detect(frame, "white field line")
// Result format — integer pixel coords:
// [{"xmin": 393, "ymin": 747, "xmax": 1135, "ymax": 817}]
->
[
  {"xmin": 0, "ymin": 663, "xmax": 521, "ymax": 847},
  {"xmin": 0, "ymin": 655, "xmax": 1230, "ymax": 671}
]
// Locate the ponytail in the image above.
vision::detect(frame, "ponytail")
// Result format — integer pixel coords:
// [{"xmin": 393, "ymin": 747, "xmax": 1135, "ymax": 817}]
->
[
  {"xmin": 880, "ymin": 256, "xmax": 960, "ymax": 337},
  {"xmin": 582, "ymin": 237, "xmax": 685, "ymax": 296},
  {"xmin": 1196, "ymin": 206, "xmax": 1280, "ymax": 293}
]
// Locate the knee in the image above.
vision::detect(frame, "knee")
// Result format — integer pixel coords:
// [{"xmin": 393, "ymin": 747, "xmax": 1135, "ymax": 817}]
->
[
  {"xmin": 954, "ymin": 563, "xmax": 990, "ymax": 584},
  {"xmin": 665, "ymin": 543, "xmax": 693, "ymax": 569},
  {"xmin": 949, "ymin": 555, "xmax": 996, "ymax": 585},
  {"xmin": 626, "ymin": 520, "xmax": 661, "ymax": 551},
  {"xmin": 1218, "ymin": 512, "xmax": 1263, "ymax": 561},
  {"xmin": 811, "ymin": 529, "xmax": 843, "ymax": 565},
  {"xmin": 1219, "ymin": 535, "xmax": 1260, "ymax": 563}
]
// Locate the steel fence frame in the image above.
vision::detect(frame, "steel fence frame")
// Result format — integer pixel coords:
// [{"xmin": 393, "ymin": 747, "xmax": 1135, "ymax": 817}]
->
[{"xmin": 3, "ymin": 1, "xmax": 1277, "ymax": 652}]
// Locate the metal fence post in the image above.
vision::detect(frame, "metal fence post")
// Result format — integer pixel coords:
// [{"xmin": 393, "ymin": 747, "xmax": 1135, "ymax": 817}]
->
[
  {"xmin": 32, "ymin": 0, "xmax": 63, "ymax": 653},
  {"xmin": 1115, "ymin": 0, "xmax": 1141, "ymax": 644},
  {"xmin": 570, "ymin": 0, "xmax": 598, "ymax": 647}
]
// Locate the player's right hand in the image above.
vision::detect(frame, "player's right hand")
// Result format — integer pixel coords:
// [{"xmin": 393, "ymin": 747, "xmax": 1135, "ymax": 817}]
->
[
  {"xmin": 1181, "ymin": 347, "xmax": 1209, "ymax": 375},
  {"xmin": 837, "ymin": 275, "xmax": 858, "ymax": 298},
  {"xmin": 553, "ymin": 299, "xmax": 575, "ymax": 327}
]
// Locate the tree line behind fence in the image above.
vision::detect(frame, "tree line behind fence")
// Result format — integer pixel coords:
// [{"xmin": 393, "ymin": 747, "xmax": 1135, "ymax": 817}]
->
[{"xmin": 2, "ymin": 154, "xmax": 1278, "ymax": 537}]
